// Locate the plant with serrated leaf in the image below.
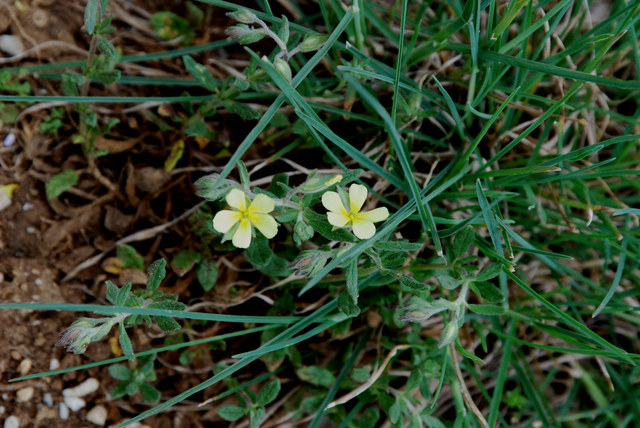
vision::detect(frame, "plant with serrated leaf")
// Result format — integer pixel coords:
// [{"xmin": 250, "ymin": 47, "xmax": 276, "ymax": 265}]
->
[
  {"xmin": 108, "ymin": 355, "xmax": 161, "ymax": 402},
  {"xmin": 57, "ymin": 259, "xmax": 185, "ymax": 360},
  {"xmin": 218, "ymin": 378, "xmax": 281, "ymax": 428},
  {"xmin": 61, "ymin": 0, "xmax": 120, "ymax": 157}
]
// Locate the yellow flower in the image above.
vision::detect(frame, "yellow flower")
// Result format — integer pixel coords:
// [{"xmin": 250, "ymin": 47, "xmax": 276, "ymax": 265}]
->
[
  {"xmin": 322, "ymin": 184, "xmax": 389, "ymax": 239},
  {"xmin": 213, "ymin": 189, "xmax": 278, "ymax": 248}
]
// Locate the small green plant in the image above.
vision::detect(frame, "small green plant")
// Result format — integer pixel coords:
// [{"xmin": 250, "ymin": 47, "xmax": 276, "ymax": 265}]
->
[
  {"xmin": 218, "ymin": 378, "xmax": 281, "ymax": 428},
  {"xmin": 108, "ymin": 355, "xmax": 161, "ymax": 402},
  {"xmin": 57, "ymin": 259, "xmax": 185, "ymax": 360},
  {"xmin": 40, "ymin": 107, "xmax": 65, "ymax": 135}
]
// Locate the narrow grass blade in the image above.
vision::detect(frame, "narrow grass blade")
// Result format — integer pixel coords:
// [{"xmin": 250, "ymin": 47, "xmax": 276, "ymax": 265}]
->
[
  {"xmin": 390, "ymin": 0, "xmax": 408, "ymax": 126},
  {"xmin": 0, "ymin": 303, "xmax": 301, "ymax": 324},
  {"xmin": 593, "ymin": 239, "xmax": 628, "ymax": 318},
  {"xmin": 476, "ymin": 179, "xmax": 504, "ymax": 256}
]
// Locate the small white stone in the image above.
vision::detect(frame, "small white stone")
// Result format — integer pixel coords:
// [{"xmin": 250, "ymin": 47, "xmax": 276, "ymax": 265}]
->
[
  {"xmin": 0, "ymin": 405, "xmax": 4, "ymax": 414},
  {"xmin": 26, "ymin": 227, "xmax": 36, "ymax": 234},
  {"xmin": 49, "ymin": 359, "xmax": 60, "ymax": 370},
  {"xmin": 63, "ymin": 396, "xmax": 86, "ymax": 412},
  {"xmin": 86, "ymin": 405, "xmax": 108, "ymax": 426},
  {"xmin": 3, "ymin": 133, "xmax": 15, "ymax": 147},
  {"xmin": 3, "ymin": 415, "xmax": 19, "ymax": 428},
  {"xmin": 0, "ymin": 35, "xmax": 24, "ymax": 56},
  {"xmin": 63, "ymin": 378, "xmax": 99, "ymax": 398},
  {"xmin": 17, "ymin": 359, "xmax": 32, "ymax": 376},
  {"xmin": 42, "ymin": 392, "xmax": 53, "ymax": 407},
  {"xmin": 16, "ymin": 387, "xmax": 34, "ymax": 402},
  {"xmin": 22, "ymin": 203, "xmax": 34, "ymax": 211},
  {"xmin": 59, "ymin": 403, "xmax": 69, "ymax": 420}
]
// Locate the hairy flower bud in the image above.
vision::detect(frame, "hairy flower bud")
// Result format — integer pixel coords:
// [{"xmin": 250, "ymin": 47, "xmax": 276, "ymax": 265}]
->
[
  {"xmin": 298, "ymin": 33, "xmax": 329, "ymax": 52},
  {"xmin": 225, "ymin": 25, "xmax": 266, "ymax": 44},
  {"xmin": 298, "ymin": 172, "xmax": 343, "ymax": 193},
  {"xmin": 274, "ymin": 58, "xmax": 292, "ymax": 82},
  {"xmin": 226, "ymin": 9, "xmax": 257, "ymax": 24}
]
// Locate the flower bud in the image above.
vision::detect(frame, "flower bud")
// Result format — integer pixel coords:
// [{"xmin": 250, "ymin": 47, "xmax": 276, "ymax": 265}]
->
[
  {"xmin": 274, "ymin": 58, "xmax": 292, "ymax": 82},
  {"xmin": 225, "ymin": 25, "xmax": 266, "ymax": 44},
  {"xmin": 298, "ymin": 172, "xmax": 343, "ymax": 193},
  {"xmin": 298, "ymin": 33, "xmax": 329, "ymax": 52},
  {"xmin": 226, "ymin": 9, "xmax": 257, "ymax": 24},
  {"xmin": 288, "ymin": 250, "xmax": 329, "ymax": 277},
  {"xmin": 438, "ymin": 322, "xmax": 459, "ymax": 348}
]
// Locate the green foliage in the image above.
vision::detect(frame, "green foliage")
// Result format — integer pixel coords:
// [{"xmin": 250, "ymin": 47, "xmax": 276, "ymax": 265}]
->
[
  {"xmin": 45, "ymin": 170, "xmax": 79, "ymax": 199},
  {"xmin": 109, "ymin": 355, "xmax": 160, "ymax": 402}
]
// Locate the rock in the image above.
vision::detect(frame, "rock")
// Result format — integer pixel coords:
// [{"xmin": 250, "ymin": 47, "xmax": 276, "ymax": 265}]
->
[
  {"xmin": 35, "ymin": 406, "xmax": 56, "ymax": 422},
  {"xmin": 49, "ymin": 359, "xmax": 60, "ymax": 370},
  {"xmin": 42, "ymin": 392, "xmax": 53, "ymax": 407},
  {"xmin": 63, "ymin": 378, "xmax": 99, "ymax": 398},
  {"xmin": 0, "ymin": 36, "xmax": 24, "ymax": 56},
  {"xmin": 16, "ymin": 387, "xmax": 34, "ymax": 402},
  {"xmin": 3, "ymin": 415, "xmax": 19, "ymax": 428},
  {"xmin": 59, "ymin": 403, "xmax": 69, "ymax": 420},
  {"xmin": 17, "ymin": 359, "xmax": 32, "ymax": 376},
  {"xmin": 86, "ymin": 405, "xmax": 108, "ymax": 426},
  {"xmin": 63, "ymin": 396, "xmax": 86, "ymax": 412}
]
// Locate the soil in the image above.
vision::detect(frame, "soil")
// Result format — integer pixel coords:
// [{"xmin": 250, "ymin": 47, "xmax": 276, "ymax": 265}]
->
[{"xmin": 0, "ymin": 0, "xmax": 256, "ymax": 426}]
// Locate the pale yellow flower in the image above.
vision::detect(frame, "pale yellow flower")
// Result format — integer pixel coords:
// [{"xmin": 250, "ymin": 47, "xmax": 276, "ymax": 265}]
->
[
  {"xmin": 322, "ymin": 184, "xmax": 389, "ymax": 239},
  {"xmin": 213, "ymin": 189, "xmax": 278, "ymax": 248}
]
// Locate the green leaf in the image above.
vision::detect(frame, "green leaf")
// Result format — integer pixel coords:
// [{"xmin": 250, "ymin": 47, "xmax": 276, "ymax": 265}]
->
[
  {"xmin": 470, "ymin": 281, "xmax": 504, "ymax": 303},
  {"xmin": 389, "ymin": 400, "xmax": 403, "ymax": 425},
  {"xmin": 351, "ymin": 366, "xmax": 371, "ymax": 383},
  {"xmin": 293, "ymin": 220, "xmax": 314, "ymax": 245},
  {"xmin": 250, "ymin": 407, "xmax": 265, "ymax": 428},
  {"xmin": 117, "ymin": 245, "xmax": 144, "ymax": 271},
  {"xmin": 439, "ymin": 275, "xmax": 461, "ymax": 290},
  {"xmin": 218, "ymin": 404, "xmax": 245, "ymax": 421},
  {"xmin": 223, "ymin": 100, "xmax": 260, "ymax": 120},
  {"xmin": 278, "ymin": 15, "xmax": 290, "ymax": 45},
  {"xmin": 110, "ymin": 382, "xmax": 130, "ymax": 399},
  {"xmin": 84, "ymin": 0, "xmax": 99, "ymax": 35},
  {"xmin": 139, "ymin": 383, "xmax": 161, "ymax": 402},
  {"xmin": 467, "ymin": 304, "xmax": 506, "ymax": 316},
  {"xmin": 97, "ymin": 37, "xmax": 118, "ymax": 58},
  {"xmin": 256, "ymin": 378, "xmax": 280, "ymax": 406},
  {"xmin": 116, "ymin": 282, "xmax": 131, "ymax": 306},
  {"xmin": 453, "ymin": 226, "xmax": 475, "ymax": 259},
  {"xmin": 105, "ymin": 280, "xmax": 119, "ymax": 305},
  {"xmin": 108, "ymin": 364, "xmax": 131, "ymax": 381},
  {"xmin": 118, "ymin": 322, "xmax": 134, "ymax": 360},
  {"xmin": 46, "ymin": 170, "xmax": 79, "ymax": 199},
  {"xmin": 476, "ymin": 264, "xmax": 502, "ymax": 281},
  {"xmin": 94, "ymin": 70, "xmax": 120, "ymax": 85},
  {"xmin": 345, "ymin": 258, "xmax": 358, "ymax": 301},
  {"xmin": 146, "ymin": 259, "xmax": 166, "ymax": 291},
  {"xmin": 171, "ymin": 250, "xmax": 201, "ymax": 276},
  {"xmin": 155, "ymin": 316, "xmax": 181, "ymax": 332},
  {"xmin": 182, "ymin": 55, "xmax": 217, "ymax": 91},
  {"xmin": 373, "ymin": 240, "xmax": 423, "ymax": 252},
  {"xmin": 337, "ymin": 291, "xmax": 360, "ymax": 318},
  {"xmin": 196, "ymin": 260, "xmax": 218, "ymax": 292},
  {"xmin": 296, "ymin": 365, "xmax": 336, "ymax": 387}
]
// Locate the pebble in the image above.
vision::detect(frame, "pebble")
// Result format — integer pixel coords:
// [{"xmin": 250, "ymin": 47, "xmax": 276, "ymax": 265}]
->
[
  {"xmin": 59, "ymin": 403, "xmax": 69, "ymax": 420},
  {"xmin": 17, "ymin": 359, "xmax": 32, "ymax": 376},
  {"xmin": 0, "ymin": 405, "xmax": 4, "ymax": 414},
  {"xmin": 3, "ymin": 416, "xmax": 19, "ymax": 428},
  {"xmin": 63, "ymin": 378, "xmax": 99, "ymax": 398},
  {"xmin": 35, "ymin": 406, "xmax": 56, "ymax": 422},
  {"xmin": 49, "ymin": 359, "xmax": 60, "ymax": 370},
  {"xmin": 0, "ymin": 35, "xmax": 24, "ymax": 56},
  {"xmin": 42, "ymin": 392, "xmax": 53, "ymax": 407},
  {"xmin": 86, "ymin": 405, "xmax": 108, "ymax": 426},
  {"xmin": 26, "ymin": 227, "xmax": 36, "ymax": 234},
  {"xmin": 10, "ymin": 351, "xmax": 21, "ymax": 360},
  {"xmin": 16, "ymin": 387, "xmax": 34, "ymax": 402},
  {"xmin": 63, "ymin": 396, "xmax": 86, "ymax": 412},
  {"xmin": 22, "ymin": 203, "xmax": 34, "ymax": 211},
  {"xmin": 3, "ymin": 133, "xmax": 15, "ymax": 147}
]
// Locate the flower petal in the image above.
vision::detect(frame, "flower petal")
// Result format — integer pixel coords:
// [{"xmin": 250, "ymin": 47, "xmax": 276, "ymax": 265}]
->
[
  {"xmin": 213, "ymin": 210, "xmax": 242, "ymax": 233},
  {"xmin": 232, "ymin": 218, "xmax": 252, "ymax": 248},
  {"xmin": 328, "ymin": 211, "xmax": 351, "ymax": 227},
  {"xmin": 226, "ymin": 188, "xmax": 247, "ymax": 211},
  {"xmin": 352, "ymin": 219, "xmax": 376, "ymax": 240},
  {"xmin": 358, "ymin": 207, "xmax": 389, "ymax": 223},
  {"xmin": 322, "ymin": 191, "xmax": 346, "ymax": 213},
  {"xmin": 248, "ymin": 193, "xmax": 275, "ymax": 214},
  {"xmin": 349, "ymin": 184, "xmax": 367, "ymax": 213},
  {"xmin": 250, "ymin": 213, "xmax": 278, "ymax": 239}
]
